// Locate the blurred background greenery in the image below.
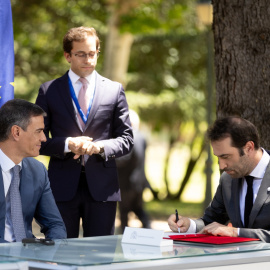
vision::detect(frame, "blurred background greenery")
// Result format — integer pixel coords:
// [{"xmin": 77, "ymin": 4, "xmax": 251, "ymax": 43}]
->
[{"xmin": 11, "ymin": 0, "xmax": 220, "ymax": 227}]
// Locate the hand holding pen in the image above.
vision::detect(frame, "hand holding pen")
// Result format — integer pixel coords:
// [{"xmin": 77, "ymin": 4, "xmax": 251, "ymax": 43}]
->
[
  {"xmin": 167, "ymin": 209, "xmax": 191, "ymax": 233},
  {"xmin": 175, "ymin": 209, "xmax": 180, "ymax": 233}
]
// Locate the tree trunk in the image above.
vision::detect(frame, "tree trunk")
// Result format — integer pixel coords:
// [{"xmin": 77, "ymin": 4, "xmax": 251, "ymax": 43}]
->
[
  {"xmin": 163, "ymin": 134, "xmax": 176, "ymax": 199},
  {"xmin": 213, "ymin": 0, "xmax": 270, "ymax": 148},
  {"xmin": 103, "ymin": 11, "xmax": 133, "ymax": 87},
  {"xmin": 175, "ymin": 139, "xmax": 205, "ymax": 201},
  {"xmin": 103, "ymin": 1, "xmax": 137, "ymax": 87}
]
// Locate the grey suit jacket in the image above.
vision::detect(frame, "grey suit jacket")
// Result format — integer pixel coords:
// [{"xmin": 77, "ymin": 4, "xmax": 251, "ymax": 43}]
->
[
  {"xmin": 0, "ymin": 157, "xmax": 67, "ymax": 242},
  {"xmin": 195, "ymin": 162, "xmax": 270, "ymax": 242}
]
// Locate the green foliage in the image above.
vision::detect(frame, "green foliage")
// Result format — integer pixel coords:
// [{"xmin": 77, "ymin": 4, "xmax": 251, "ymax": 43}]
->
[
  {"xmin": 11, "ymin": 0, "xmax": 213, "ymax": 200},
  {"xmin": 125, "ymin": 88, "xmax": 206, "ymax": 132},
  {"xmin": 145, "ymin": 199, "xmax": 204, "ymax": 220},
  {"xmin": 120, "ymin": 0, "xmax": 197, "ymax": 36},
  {"xmin": 11, "ymin": 0, "xmax": 207, "ymax": 108},
  {"xmin": 11, "ymin": 0, "xmax": 108, "ymax": 101},
  {"xmin": 126, "ymin": 31, "xmax": 208, "ymax": 133}
]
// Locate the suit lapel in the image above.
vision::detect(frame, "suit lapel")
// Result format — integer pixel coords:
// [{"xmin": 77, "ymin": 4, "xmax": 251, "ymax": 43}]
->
[
  {"xmin": 58, "ymin": 72, "xmax": 81, "ymax": 129},
  {"xmin": 84, "ymin": 73, "xmax": 104, "ymax": 130},
  {"xmin": 20, "ymin": 161, "xmax": 33, "ymax": 214},
  {"xmin": 249, "ymin": 162, "xmax": 270, "ymax": 227}
]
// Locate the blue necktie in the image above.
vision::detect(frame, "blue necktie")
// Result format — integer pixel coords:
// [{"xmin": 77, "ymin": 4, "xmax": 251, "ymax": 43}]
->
[{"xmin": 10, "ymin": 165, "xmax": 26, "ymax": 241}]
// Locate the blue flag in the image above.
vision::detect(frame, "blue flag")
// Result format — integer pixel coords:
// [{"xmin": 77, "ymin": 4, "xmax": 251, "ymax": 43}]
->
[{"xmin": 0, "ymin": 0, "xmax": 14, "ymax": 107}]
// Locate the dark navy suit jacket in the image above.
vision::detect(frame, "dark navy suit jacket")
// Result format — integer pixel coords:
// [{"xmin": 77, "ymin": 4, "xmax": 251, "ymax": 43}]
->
[
  {"xmin": 35, "ymin": 71, "xmax": 133, "ymax": 202},
  {"xmin": 0, "ymin": 158, "xmax": 66, "ymax": 242}
]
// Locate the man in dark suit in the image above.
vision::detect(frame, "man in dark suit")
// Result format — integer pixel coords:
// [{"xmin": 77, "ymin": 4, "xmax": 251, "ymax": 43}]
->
[
  {"xmin": 168, "ymin": 117, "xmax": 270, "ymax": 242},
  {"xmin": 116, "ymin": 110, "xmax": 151, "ymax": 233},
  {"xmin": 0, "ymin": 99, "xmax": 66, "ymax": 242},
  {"xmin": 35, "ymin": 26, "xmax": 133, "ymax": 238}
]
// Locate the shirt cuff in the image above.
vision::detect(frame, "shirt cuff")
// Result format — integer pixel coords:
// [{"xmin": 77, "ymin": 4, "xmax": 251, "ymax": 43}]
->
[
  {"xmin": 186, "ymin": 219, "xmax": 197, "ymax": 233},
  {"xmin": 64, "ymin": 137, "xmax": 72, "ymax": 153}
]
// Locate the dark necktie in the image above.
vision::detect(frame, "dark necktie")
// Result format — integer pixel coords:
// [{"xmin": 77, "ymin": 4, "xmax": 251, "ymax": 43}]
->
[
  {"xmin": 10, "ymin": 165, "xmax": 26, "ymax": 241},
  {"xmin": 244, "ymin": 175, "xmax": 254, "ymax": 228}
]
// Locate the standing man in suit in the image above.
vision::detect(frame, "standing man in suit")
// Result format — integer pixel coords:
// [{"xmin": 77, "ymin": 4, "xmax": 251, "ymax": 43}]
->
[
  {"xmin": 35, "ymin": 26, "xmax": 133, "ymax": 238},
  {"xmin": 0, "ymin": 99, "xmax": 66, "ymax": 243},
  {"xmin": 168, "ymin": 117, "xmax": 270, "ymax": 242}
]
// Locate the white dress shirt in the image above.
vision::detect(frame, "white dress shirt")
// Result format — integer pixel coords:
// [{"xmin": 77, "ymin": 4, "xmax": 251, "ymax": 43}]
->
[
  {"xmin": 239, "ymin": 148, "xmax": 269, "ymax": 225},
  {"xmin": 64, "ymin": 69, "xmax": 96, "ymax": 153},
  {"xmin": 0, "ymin": 149, "xmax": 22, "ymax": 242}
]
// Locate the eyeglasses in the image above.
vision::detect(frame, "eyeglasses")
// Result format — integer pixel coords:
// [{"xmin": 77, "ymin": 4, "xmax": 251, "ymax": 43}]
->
[{"xmin": 71, "ymin": 51, "xmax": 100, "ymax": 59}]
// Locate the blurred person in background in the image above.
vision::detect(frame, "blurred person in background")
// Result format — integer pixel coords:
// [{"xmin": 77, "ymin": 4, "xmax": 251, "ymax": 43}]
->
[{"xmin": 116, "ymin": 110, "xmax": 153, "ymax": 233}]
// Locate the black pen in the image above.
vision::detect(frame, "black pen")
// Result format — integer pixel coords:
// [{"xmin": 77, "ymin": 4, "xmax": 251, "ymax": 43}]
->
[{"xmin": 175, "ymin": 209, "xmax": 180, "ymax": 233}]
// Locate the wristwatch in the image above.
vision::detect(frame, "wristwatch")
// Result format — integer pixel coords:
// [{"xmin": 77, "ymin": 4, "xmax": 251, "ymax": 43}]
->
[{"xmin": 99, "ymin": 144, "xmax": 104, "ymax": 154}]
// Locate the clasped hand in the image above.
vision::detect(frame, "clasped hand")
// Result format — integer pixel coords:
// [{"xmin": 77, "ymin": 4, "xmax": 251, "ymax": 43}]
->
[{"xmin": 68, "ymin": 136, "xmax": 101, "ymax": 159}]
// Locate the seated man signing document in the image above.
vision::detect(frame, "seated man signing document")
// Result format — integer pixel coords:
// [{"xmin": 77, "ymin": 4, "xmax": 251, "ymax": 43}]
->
[
  {"xmin": 168, "ymin": 117, "xmax": 270, "ymax": 242},
  {"xmin": 0, "ymin": 99, "xmax": 66, "ymax": 242}
]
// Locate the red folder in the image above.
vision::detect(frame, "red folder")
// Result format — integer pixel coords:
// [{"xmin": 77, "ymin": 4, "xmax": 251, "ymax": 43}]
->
[{"xmin": 168, "ymin": 234, "xmax": 260, "ymax": 245}]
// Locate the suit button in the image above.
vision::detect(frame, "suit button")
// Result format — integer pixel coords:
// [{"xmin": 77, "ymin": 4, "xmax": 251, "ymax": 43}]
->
[{"xmin": 77, "ymin": 159, "xmax": 81, "ymax": 164}]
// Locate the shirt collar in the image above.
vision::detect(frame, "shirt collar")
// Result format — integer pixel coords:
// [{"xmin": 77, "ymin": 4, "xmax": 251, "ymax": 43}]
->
[
  {"xmin": 68, "ymin": 69, "xmax": 95, "ymax": 85},
  {"xmin": 0, "ymin": 149, "xmax": 22, "ymax": 172},
  {"xmin": 249, "ymin": 148, "xmax": 270, "ymax": 179}
]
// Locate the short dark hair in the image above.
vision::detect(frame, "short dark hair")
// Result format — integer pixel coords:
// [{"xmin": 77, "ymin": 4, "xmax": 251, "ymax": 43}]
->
[
  {"xmin": 0, "ymin": 99, "xmax": 46, "ymax": 142},
  {"xmin": 207, "ymin": 117, "xmax": 260, "ymax": 151},
  {"xmin": 63, "ymin": 26, "xmax": 100, "ymax": 54}
]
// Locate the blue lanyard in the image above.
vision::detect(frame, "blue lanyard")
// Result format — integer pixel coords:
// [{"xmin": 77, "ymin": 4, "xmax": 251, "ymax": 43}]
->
[{"xmin": 68, "ymin": 77, "xmax": 95, "ymax": 124}]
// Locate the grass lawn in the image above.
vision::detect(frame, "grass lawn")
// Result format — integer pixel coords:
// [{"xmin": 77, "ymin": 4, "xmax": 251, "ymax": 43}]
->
[{"xmin": 145, "ymin": 199, "xmax": 204, "ymax": 221}]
